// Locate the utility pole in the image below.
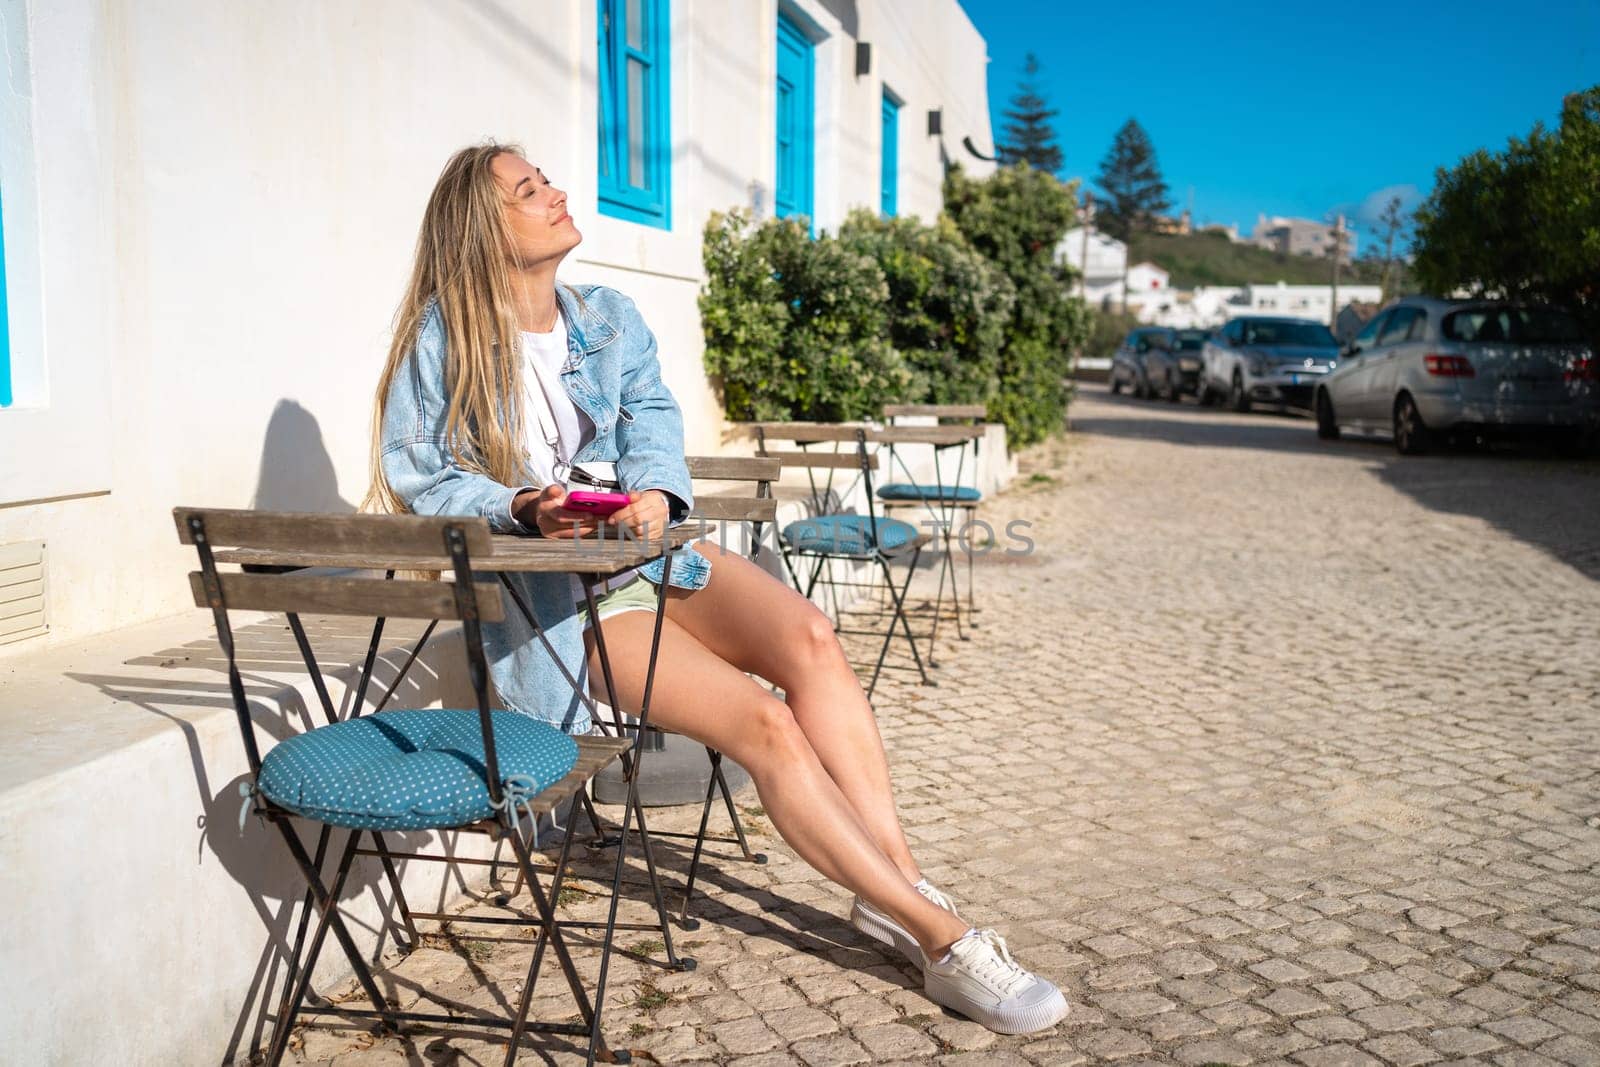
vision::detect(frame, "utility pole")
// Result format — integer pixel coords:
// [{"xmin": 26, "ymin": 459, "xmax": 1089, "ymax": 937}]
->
[
  {"xmin": 1080, "ymin": 191, "xmax": 1094, "ymax": 301},
  {"xmin": 1329, "ymin": 213, "xmax": 1344, "ymax": 330}
]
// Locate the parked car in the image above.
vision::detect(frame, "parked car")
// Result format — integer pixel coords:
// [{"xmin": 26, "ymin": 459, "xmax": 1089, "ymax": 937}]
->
[
  {"xmin": 1108, "ymin": 328, "xmax": 1174, "ymax": 399},
  {"xmin": 1314, "ymin": 296, "xmax": 1599, "ymax": 454},
  {"xmin": 1197, "ymin": 317, "xmax": 1340, "ymax": 412},
  {"xmin": 1144, "ymin": 328, "xmax": 1209, "ymax": 402}
]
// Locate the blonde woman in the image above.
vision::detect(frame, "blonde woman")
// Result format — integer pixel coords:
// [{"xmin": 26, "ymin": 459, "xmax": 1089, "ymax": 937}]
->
[{"xmin": 368, "ymin": 143, "xmax": 1068, "ymax": 1035}]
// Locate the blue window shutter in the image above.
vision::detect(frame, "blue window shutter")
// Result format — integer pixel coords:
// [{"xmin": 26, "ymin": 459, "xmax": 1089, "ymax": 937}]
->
[
  {"xmin": 774, "ymin": 14, "xmax": 814, "ymax": 230},
  {"xmin": 0, "ymin": 180, "xmax": 10, "ymax": 408},
  {"xmin": 880, "ymin": 89, "xmax": 900, "ymax": 218},
  {"xmin": 597, "ymin": 0, "xmax": 671, "ymax": 229}
]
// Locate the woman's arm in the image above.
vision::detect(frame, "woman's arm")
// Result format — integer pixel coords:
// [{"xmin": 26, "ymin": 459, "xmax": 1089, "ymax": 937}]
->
[{"xmin": 610, "ymin": 293, "xmax": 695, "ymax": 526}]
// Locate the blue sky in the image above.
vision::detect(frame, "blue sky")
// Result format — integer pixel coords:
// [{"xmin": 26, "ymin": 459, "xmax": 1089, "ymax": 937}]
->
[{"xmin": 960, "ymin": 0, "xmax": 1598, "ymax": 248}]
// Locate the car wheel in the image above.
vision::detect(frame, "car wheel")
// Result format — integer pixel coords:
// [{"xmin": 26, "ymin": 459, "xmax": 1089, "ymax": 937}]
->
[
  {"xmin": 1394, "ymin": 393, "xmax": 1432, "ymax": 455},
  {"xmin": 1166, "ymin": 371, "xmax": 1182, "ymax": 403},
  {"xmin": 1315, "ymin": 389, "xmax": 1340, "ymax": 440},
  {"xmin": 1230, "ymin": 371, "xmax": 1251, "ymax": 413},
  {"xmin": 1134, "ymin": 375, "xmax": 1147, "ymax": 400}
]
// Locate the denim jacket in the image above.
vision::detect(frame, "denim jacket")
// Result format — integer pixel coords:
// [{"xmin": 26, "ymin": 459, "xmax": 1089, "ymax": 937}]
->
[{"xmin": 380, "ymin": 283, "xmax": 712, "ymax": 733}]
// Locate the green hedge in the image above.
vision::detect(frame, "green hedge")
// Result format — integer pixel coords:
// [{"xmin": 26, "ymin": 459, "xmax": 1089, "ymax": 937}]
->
[{"xmin": 700, "ymin": 164, "xmax": 1088, "ymax": 447}]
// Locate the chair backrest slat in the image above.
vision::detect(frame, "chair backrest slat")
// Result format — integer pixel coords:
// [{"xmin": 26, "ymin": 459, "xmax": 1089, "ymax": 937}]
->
[
  {"xmin": 173, "ymin": 508, "xmax": 494, "ymax": 559},
  {"xmin": 748, "ymin": 423, "xmax": 866, "ymax": 444},
  {"xmin": 883, "ymin": 403, "xmax": 987, "ymax": 419},
  {"xmin": 685, "ymin": 455, "xmax": 781, "ymax": 482},
  {"xmin": 189, "ymin": 571, "xmax": 506, "ymax": 623},
  {"xmin": 756, "ymin": 448, "xmax": 878, "ymax": 471},
  {"xmin": 692, "ymin": 498, "xmax": 779, "ymax": 522}
]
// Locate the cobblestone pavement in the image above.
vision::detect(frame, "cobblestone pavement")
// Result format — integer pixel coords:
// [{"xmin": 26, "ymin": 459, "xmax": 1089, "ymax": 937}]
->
[{"xmin": 289, "ymin": 385, "xmax": 1600, "ymax": 1066}]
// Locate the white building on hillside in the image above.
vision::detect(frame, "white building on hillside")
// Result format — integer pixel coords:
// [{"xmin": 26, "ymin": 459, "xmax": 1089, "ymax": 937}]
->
[
  {"xmin": 1252, "ymin": 214, "xmax": 1358, "ymax": 264},
  {"xmin": 1058, "ymin": 226, "xmax": 1127, "ymax": 309},
  {"xmin": 1225, "ymin": 282, "xmax": 1383, "ymax": 323}
]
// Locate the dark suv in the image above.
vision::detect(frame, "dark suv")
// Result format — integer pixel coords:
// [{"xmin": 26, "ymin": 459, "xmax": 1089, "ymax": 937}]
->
[{"xmin": 1109, "ymin": 328, "xmax": 1173, "ymax": 400}]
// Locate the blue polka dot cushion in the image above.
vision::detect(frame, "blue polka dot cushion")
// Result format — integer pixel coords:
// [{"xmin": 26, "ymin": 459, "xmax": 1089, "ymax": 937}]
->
[
  {"xmin": 877, "ymin": 482, "xmax": 982, "ymax": 503},
  {"xmin": 257, "ymin": 709, "xmax": 579, "ymax": 831},
  {"xmin": 781, "ymin": 514, "xmax": 919, "ymax": 555}
]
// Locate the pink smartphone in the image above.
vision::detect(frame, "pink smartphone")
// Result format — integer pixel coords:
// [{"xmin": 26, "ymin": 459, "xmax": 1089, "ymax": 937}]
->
[{"xmin": 564, "ymin": 489, "xmax": 631, "ymax": 516}]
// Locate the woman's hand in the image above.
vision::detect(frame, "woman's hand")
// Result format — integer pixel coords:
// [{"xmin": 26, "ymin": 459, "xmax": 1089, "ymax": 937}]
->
[
  {"xmin": 609, "ymin": 489, "xmax": 670, "ymax": 541},
  {"xmin": 514, "ymin": 484, "xmax": 604, "ymax": 539}
]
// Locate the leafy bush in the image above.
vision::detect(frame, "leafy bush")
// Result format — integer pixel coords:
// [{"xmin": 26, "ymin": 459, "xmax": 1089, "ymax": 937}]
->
[
  {"xmin": 1085, "ymin": 308, "xmax": 1141, "ymax": 360},
  {"xmin": 700, "ymin": 164, "xmax": 1090, "ymax": 447},
  {"xmin": 700, "ymin": 211, "xmax": 907, "ymax": 422},
  {"xmin": 1413, "ymin": 85, "xmax": 1600, "ymax": 348},
  {"xmin": 942, "ymin": 164, "xmax": 1090, "ymax": 446},
  {"xmin": 837, "ymin": 210, "xmax": 1015, "ymax": 406}
]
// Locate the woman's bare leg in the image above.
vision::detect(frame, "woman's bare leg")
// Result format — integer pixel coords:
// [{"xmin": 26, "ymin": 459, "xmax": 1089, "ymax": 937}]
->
[
  {"xmin": 660, "ymin": 548, "xmax": 923, "ymax": 883},
  {"xmin": 584, "ymin": 611, "xmax": 966, "ymax": 955}
]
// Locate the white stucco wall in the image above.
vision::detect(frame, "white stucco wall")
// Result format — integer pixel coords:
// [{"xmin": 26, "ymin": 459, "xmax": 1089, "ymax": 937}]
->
[
  {"xmin": 0, "ymin": 0, "xmax": 994, "ymax": 651},
  {"xmin": 0, "ymin": 3, "xmax": 1004, "ymax": 1062}
]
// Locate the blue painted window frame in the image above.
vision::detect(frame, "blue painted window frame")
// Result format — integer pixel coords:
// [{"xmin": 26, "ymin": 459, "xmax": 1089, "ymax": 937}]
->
[
  {"xmin": 774, "ymin": 13, "xmax": 814, "ymax": 229},
  {"xmin": 597, "ymin": 0, "xmax": 671, "ymax": 229},
  {"xmin": 880, "ymin": 87, "xmax": 901, "ymax": 218}
]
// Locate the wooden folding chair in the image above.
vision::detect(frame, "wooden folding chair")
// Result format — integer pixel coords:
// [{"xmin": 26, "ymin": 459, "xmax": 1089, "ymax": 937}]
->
[
  {"xmin": 878, "ymin": 403, "xmax": 989, "ymax": 645},
  {"xmin": 751, "ymin": 424, "xmax": 934, "ymax": 697},
  {"xmin": 175, "ymin": 508, "xmax": 657, "ymax": 1066}
]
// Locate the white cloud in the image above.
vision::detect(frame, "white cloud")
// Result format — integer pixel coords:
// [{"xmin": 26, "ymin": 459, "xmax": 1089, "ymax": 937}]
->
[{"xmin": 1353, "ymin": 183, "xmax": 1424, "ymax": 233}]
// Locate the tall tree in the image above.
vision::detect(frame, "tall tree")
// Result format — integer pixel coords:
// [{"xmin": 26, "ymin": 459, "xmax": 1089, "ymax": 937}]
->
[
  {"xmin": 1413, "ymin": 84, "xmax": 1600, "ymax": 347},
  {"xmin": 1094, "ymin": 119, "xmax": 1171, "ymax": 242},
  {"xmin": 998, "ymin": 54, "xmax": 1064, "ymax": 173},
  {"xmin": 1373, "ymin": 195, "xmax": 1411, "ymax": 302}
]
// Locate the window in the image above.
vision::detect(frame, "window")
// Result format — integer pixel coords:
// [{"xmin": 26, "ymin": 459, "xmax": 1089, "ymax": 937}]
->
[
  {"xmin": 597, "ymin": 0, "xmax": 670, "ymax": 229},
  {"xmin": 1353, "ymin": 311, "xmax": 1387, "ymax": 350},
  {"xmin": 774, "ymin": 13, "xmax": 815, "ymax": 226},
  {"xmin": 880, "ymin": 87, "xmax": 901, "ymax": 217},
  {"xmin": 1443, "ymin": 305, "xmax": 1583, "ymax": 344},
  {"xmin": 1378, "ymin": 308, "xmax": 1419, "ymax": 346}
]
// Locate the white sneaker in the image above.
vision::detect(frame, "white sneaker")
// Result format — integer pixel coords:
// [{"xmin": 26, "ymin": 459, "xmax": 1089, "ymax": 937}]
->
[
  {"xmin": 924, "ymin": 928, "xmax": 1069, "ymax": 1035},
  {"xmin": 851, "ymin": 879, "xmax": 959, "ymax": 967}
]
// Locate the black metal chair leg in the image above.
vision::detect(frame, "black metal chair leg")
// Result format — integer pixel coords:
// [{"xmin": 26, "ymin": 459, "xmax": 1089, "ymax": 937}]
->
[
  {"xmin": 712, "ymin": 758, "xmax": 764, "ymax": 865},
  {"xmin": 504, "ymin": 829, "xmax": 622, "ymax": 1067},
  {"xmin": 504, "ymin": 824, "xmax": 582, "ymax": 1064},
  {"xmin": 266, "ymin": 827, "xmax": 393, "ymax": 1066},
  {"xmin": 628, "ymin": 800, "xmax": 691, "ymax": 970},
  {"xmin": 370, "ymin": 833, "xmax": 419, "ymax": 952},
  {"xmin": 678, "ymin": 763, "xmax": 720, "ymax": 927},
  {"xmin": 867, "ymin": 549, "xmax": 933, "ymax": 697},
  {"xmin": 270, "ymin": 822, "xmax": 332, "ymax": 1034}
]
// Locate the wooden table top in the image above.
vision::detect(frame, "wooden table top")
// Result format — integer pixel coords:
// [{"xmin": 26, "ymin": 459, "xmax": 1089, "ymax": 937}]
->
[
  {"xmin": 743, "ymin": 422, "xmax": 984, "ymax": 446},
  {"xmin": 212, "ymin": 522, "xmax": 710, "ymax": 575}
]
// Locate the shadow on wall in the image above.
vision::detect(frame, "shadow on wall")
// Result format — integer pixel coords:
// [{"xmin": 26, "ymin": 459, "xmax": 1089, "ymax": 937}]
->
[
  {"xmin": 251, "ymin": 399, "xmax": 357, "ymax": 515},
  {"xmin": 66, "ymin": 618, "xmax": 454, "ymax": 1064}
]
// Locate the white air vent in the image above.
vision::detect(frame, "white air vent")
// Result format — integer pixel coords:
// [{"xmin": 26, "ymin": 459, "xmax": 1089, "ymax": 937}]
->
[{"xmin": 0, "ymin": 541, "xmax": 48, "ymax": 645}]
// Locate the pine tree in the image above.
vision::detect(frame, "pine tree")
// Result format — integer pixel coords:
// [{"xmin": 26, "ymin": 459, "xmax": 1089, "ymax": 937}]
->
[
  {"xmin": 998, "ymin": 54, "xmax": 1064, "ymax": 173},
  {"xmin": 1094, "ymin": 119, "xmax": 1171, "ymax": 242}
]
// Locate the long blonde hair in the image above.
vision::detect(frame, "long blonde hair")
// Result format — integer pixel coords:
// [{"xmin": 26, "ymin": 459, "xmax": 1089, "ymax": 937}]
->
[{"xmin": 365, "ymin": 143, "xmax": 530, "ymax": 515}]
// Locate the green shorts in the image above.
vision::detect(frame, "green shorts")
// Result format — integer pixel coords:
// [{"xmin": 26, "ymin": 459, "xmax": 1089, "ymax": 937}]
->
[{"xmin": 575, "ymin": 575, "xmax": 661, "ymax": 630}]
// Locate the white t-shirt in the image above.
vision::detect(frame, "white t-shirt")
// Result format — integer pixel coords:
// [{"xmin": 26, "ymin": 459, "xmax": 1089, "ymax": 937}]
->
[
  {"xmin": 521, "ymin": 315, "xmax": 639, "ymax": 601},
  {"xmin": 521, "ymin": 316, "xmax": 586, "ymax": 486}
]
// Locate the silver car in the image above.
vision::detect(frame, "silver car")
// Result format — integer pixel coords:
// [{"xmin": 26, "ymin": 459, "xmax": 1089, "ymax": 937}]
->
[
  {"xmin": 1314, "ymin": 297, "xmax": 1599, "ymax": 454},
  {"xmin": 1197, "ymin": 316, "xmax": 1341, "ymax": 412}
]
